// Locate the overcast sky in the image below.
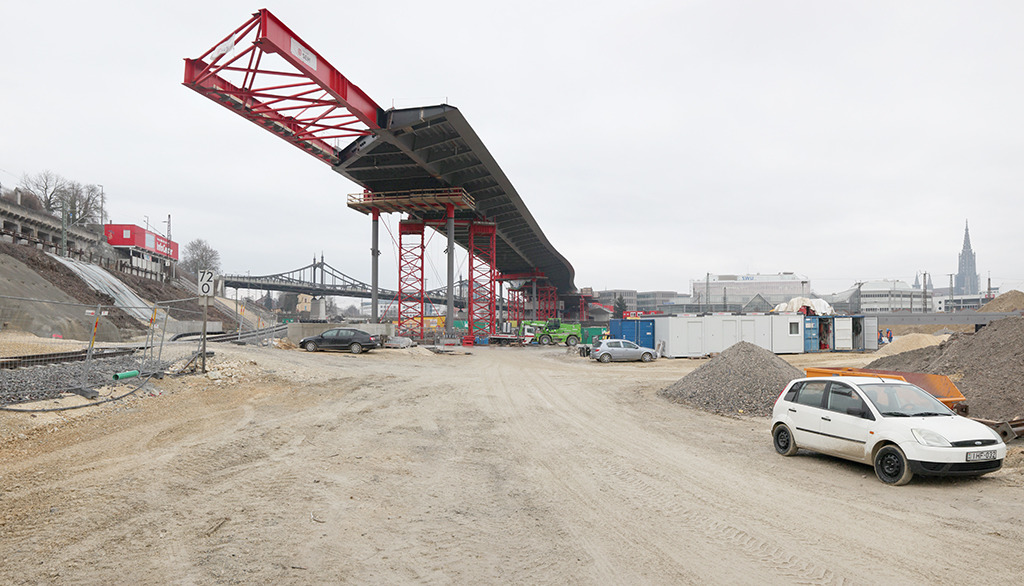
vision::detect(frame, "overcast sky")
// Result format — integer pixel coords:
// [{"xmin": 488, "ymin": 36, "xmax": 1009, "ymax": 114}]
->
[{"xmin": 2, "ymin": 1, "xmax": 1022, "ymax": 297}]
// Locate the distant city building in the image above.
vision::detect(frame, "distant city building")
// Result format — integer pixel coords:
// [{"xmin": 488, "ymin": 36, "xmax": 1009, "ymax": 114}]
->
[
  {"xmin": 596, "ymin": 289, "xmax": 638, "ymax": 312},
  {"xmin": 954, "ymin": 220, "xmax": 980, "ymax": 296},
  {"xmin": 930, "ymin": 289, "xmax": 999, "ymax": 312},
  {"xmin": 637, "ymin": 291, "xmax": 677, "ymax": 312},
  {"xmin": 858, "ymin": 280, "xmax": 931, "ymax": 313},
  {"xmin": 689, "ymin": 273, "xmax": 810, "ymax": 309}
]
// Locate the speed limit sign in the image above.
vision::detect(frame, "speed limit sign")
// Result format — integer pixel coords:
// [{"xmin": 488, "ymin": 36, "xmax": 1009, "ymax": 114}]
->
[{"xmin": 198, "ymin": 270, "xmax": 216, "ymax": 297}]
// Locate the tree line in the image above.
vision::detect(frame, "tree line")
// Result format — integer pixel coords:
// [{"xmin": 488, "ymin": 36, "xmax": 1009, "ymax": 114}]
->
[
  {"xmin": 2, "ymin": 170, "xmax": 223, "ymax": 276},
  {"xmin": 0, "ymin": 170, "xmax": 106, "ymax": 225}
]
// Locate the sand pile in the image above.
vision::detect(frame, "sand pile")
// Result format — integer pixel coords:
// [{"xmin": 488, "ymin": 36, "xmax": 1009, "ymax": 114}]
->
[
  {"xmin": 979, "ymin": 289, "xmax": 1024, "ymax": 313},
  {"xmin": 867, "ymin": 316, "xmax": 1024, "ymax": 420},
  {"xmin": 659, "ymin": 341, "xmax": 803, "ymax": 417},
  {"xmin": 874, "ymin": 333, "xmax": 949, "ymax": 357}
]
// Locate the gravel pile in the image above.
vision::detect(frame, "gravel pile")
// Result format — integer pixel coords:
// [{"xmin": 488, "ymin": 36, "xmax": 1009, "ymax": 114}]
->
[
  {"xmin": 867, "ymin": 316, "xmax": 1024, "ymax": 420},
  {"xmin": 0, "ymin": 355, "xmax": 158, "ymax": 406},
  {"xmin": 874, "ymin": 333, "xmax": 948, "ymax": 357},
  {"xmin": 979, "ymin": 289, "xmax": 1024, "ymax": 312},
  {"xmin": 659, "ymin": 341, "xmax": 803, "ymax": 417}
]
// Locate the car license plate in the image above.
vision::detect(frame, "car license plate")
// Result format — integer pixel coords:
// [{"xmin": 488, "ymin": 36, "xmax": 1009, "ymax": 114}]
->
[{"xmin": 966, "ymin": 450, "xmax": 997, "ymax": 462}]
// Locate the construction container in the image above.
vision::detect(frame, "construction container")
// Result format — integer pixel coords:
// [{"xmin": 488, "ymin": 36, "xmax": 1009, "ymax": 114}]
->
[
  {"xmin": 803, "ymin": 366, "xmax": 967, "ymax": 410},
  {"xmin": 609, "ymin": 318, "xmax": 655, "ymax": 349},
  {"xmin": 651, "ymin": 315, "xmax": 705, "ymax": 358},
  {"xmin": 803, "ymin": 315, "xmax": 878, "ymax": 353},
  {"xmin": 770, "ymin": 314, "xmax": 805, "ymax": 354}
]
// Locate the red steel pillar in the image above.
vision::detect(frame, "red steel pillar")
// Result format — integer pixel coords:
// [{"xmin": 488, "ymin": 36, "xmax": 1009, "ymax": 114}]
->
[
  {"xmin": 468, "ymin": 222, "xmax": 497, "ymax": 338},
  {"xmin": 538, "ymin": 285, "xmax": 557, "ymax": 320},
  {"xmin": 398, "ymin": 221, "xmax": 425, "ymax": 340},
  {"xmin": 508, "ymin": 288, "xmax": 525, "ymax": 324}
]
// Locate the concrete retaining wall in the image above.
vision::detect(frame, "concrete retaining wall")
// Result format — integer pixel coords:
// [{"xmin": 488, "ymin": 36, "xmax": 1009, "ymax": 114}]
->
[
  {"xmin": 165, "ymin": 321, "xmax": 224, "ymax": 335},
  {"xmin": 287, "ymin": 322, "xmax": 394, "ymax": 343}
]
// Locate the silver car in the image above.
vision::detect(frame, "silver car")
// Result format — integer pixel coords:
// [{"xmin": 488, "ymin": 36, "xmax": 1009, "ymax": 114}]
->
[{"xmin": 591, "ymin": 339, "xmax": 657, "ymax": 363}]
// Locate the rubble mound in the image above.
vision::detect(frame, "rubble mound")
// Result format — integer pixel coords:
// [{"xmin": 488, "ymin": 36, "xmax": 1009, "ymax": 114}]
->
[
  {"xmin": 867, "ymin": 316, "xmax": 1024, "ymax": 420},
  {"xmin": 874, "ymin": 333, "xmax": 948, "ymax": 357},
  {"xmin": 659, "ymin": 341, "xmax": 803, "ymax": 417},
  {"xmin": 979, "ymin": 289, "xmax": 1024, "ymax": 313}
]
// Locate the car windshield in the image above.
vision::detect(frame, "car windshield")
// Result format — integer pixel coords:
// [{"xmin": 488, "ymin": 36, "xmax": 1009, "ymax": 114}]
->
[{"xmin": 857, "ymin": 382, "xmax": 953, "ymax": 417}]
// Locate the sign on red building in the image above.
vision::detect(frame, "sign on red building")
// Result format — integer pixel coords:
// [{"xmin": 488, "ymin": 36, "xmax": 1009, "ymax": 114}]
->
[{"xmin": 104, "ymin": 224, "xmax": 179, "ymax": 260}]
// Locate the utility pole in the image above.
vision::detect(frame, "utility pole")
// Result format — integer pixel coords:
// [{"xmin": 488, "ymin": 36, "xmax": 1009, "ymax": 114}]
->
[
  {"xmin": 922, "ymin": 271, "xmax": 928, "ymax": 313},
  {"xmin": 98, "ymin": 185, "xmax": 106, "ymax": 226},
  {"xmin": 948, "ymin": 274, "xmax": 955, "ymax": 313}
]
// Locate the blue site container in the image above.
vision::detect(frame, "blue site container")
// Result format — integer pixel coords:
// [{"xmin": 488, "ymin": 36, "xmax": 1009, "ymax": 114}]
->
[
  {"xmin": 609, "ymin": 318, "xmax": 655, "ymax": 349},
  {"xmin": 803, "ymin": 316, "xmax": 819, "ymax": 353}
]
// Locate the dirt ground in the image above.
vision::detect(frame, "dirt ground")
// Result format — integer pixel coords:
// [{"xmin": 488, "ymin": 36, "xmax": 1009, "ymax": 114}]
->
[{"xmin": 2, "ymin": 345, "xmax": 1023, "ymax": 585}]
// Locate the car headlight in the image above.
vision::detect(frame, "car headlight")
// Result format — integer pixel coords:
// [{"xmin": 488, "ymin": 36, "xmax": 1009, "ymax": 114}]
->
[{"xmin": 912, "ymin": 428, "xmax": 952, "ymax": 447}]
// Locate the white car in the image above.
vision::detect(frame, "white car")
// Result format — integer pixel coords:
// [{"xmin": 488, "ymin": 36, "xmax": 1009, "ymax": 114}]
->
[{"xmin": 771, "ymin": 376, "xmax": 1006, "ymax": 485}]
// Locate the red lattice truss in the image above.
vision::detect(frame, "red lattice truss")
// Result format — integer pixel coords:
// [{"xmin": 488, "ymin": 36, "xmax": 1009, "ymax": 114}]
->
[
  {"xmin": 183, "ymin": 9, "xmax": 382, "ymax": 167},
  {"xmin": 398, "ymin": 221, "xmax": 425, "ymax": 339},
  {"xmin": 468, "ymin": 223, "xmax": 497, "ymax": 336},
  {"xmin": 537, "ymin": 285, "xmax": 558, "ymax": 321}
]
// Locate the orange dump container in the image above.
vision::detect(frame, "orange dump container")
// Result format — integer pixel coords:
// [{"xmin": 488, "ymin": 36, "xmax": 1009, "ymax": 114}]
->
[{"xmin": 803, "ymin": 367, "xmax": 967, "ymax": 410}]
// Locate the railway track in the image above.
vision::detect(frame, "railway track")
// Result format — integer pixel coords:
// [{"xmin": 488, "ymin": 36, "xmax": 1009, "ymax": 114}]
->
[{"xmin": 0, "ymin": 347, "xmax": 139, "ymax": 370}]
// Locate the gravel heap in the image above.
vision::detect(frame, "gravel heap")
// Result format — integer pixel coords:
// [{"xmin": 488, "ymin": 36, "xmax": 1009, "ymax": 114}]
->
[
  {"xmin": 979, "ymin": 289, "xmax": 1024, "ymax": 312},
  {"xmin": 0, "ymin": 355, "xmax": 159, "ymax": 406},
  {"xmin": 659, "ymin": 341, "xmax": 803, "ymax": 417},
  {"xmin": 874, "ymin": 333, "xmax": 948, "ymax": 357},
  {"xmin": 867, "ymin": 316, "xmax": 1024, "ymax": 420}
]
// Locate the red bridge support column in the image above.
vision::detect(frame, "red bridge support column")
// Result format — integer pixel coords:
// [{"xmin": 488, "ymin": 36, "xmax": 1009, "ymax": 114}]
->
[
  {"xmin": 508, "ymin": 288, "xmax": 525, "ymax": 324},
  {"xmin": 398, "ymin": 221, "xmax": 425, "ymax": 340},
  {"xmin": 468, "ymin": 222, "xmax": 497, "ymax": 339},
  {"xmin": 538, "ymin": 285, "xmax": 558, "ymax": 321}
]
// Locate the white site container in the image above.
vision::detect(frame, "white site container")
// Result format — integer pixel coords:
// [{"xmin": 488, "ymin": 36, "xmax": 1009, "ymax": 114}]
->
[
  {"xmin": 834, "ymin": 316, "xmax": 854, "ymax": 350},
  {"xmin": 770, "ymin": 314, "xmax": 805, "ymax": 354},
  {"xmin": 651, "ymin": 315, "xmax": 706, "ymax": 358},
  {"xmin": 704, "ymin": 314, "xmax": 774, "ymax": 354}
]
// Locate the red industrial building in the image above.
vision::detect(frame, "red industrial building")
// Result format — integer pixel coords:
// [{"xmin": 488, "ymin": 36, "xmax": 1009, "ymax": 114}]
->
[{"xmin": 104, "ymin": 224, "xmax": 179, "ymax": 281}]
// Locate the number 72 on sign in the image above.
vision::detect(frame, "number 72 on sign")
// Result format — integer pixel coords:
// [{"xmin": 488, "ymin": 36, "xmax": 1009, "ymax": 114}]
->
[{"xmin": 198, "ymin": 270, "xmax": 216, "ymax": 297}]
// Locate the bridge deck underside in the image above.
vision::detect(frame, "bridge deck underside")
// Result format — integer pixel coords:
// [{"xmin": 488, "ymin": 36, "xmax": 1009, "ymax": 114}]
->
[{"xmin": 334, "ymin": 105, "xmax": 576, "ymax": 295}]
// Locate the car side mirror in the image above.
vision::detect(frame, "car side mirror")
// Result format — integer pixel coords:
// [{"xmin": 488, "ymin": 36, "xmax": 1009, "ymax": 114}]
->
[{"xmin": 847, "ymin": 406, "xmax": 874, "ymax": 420}]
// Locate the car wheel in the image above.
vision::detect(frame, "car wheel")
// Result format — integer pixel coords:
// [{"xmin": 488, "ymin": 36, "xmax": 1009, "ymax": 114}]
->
[
  {"xmin": 303, "ymin": 341, "xmax": 318, "ymax": 352},
  {"xmin": 539, "ymin": 335, "xmax": 552, "ymax": 345},
  {"xmin": 565, "ymin": 335, "xmax": 579, "ymax": 347},
  {"xmin": 640, "ymin": 352, "xmax": 653, "ymax": 362},
  {"xmin": 874, "ymin": 445, "xmax": 914, "ymax": 485},
  {"xmin": 772, "ymin": 424, "xmax": 798, "ymax": 456},
  {"xmin": 350, "ymin": 342, "xmax": 363, "ymax": 355},
  {"xmin": 598, "ymin": 353, "xmax": 611, "ymax": 363}
]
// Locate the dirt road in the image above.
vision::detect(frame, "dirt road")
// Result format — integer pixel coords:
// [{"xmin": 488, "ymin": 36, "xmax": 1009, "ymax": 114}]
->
[{"xmin": 2, "ymin": 346, "xmax": 1022, "ymax": 584}]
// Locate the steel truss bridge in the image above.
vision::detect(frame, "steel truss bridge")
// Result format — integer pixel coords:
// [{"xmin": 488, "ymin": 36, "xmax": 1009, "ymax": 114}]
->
[
  {"xmin": 184, "ymin": 9, "xmax": 589, "ymax": 338},
  {"xmin": 221, "ymin": 258, "xmax": 470, "ymax": 309}
]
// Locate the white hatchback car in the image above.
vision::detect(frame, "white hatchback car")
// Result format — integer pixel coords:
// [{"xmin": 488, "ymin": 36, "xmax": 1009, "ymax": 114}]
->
[{"xmin": 771, "ymin": 376, "xmax": 1006, "ymax": 485}]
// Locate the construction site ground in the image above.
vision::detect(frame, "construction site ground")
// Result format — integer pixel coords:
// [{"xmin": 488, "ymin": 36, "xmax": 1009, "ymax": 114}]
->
[{"xmin": 2, "ymin": 344, "xmax": 1022, "ymax": 584}]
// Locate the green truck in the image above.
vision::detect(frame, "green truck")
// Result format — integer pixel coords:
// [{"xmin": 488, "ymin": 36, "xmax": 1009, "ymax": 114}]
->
[{"xmin": 523, "ymin": 319, "xmax": 582, "ymax": 346}]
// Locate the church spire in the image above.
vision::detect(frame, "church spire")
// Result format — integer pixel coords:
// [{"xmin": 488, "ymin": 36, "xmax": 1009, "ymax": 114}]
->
[{"xmin": 961, "ymin": 220, "xmax": 972, "ymax": 252}]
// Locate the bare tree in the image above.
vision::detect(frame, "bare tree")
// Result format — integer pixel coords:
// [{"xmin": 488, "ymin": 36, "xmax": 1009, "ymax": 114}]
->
[
  {"xmin": 61, "ymin": 181, "xmax": 103, "ymax": 225},
  {"xmin": 180, "ymin": 239, "xmax": 222, "ymax": 275},
  {"xmin": 19, "ymin": 170, "xmax": 68, "ymax": 214}
]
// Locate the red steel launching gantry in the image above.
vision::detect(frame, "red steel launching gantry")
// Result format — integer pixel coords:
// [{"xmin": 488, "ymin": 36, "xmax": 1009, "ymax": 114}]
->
[{"xmin": 184, "ymin": 9, "xmax": 584, "ymax": 340}]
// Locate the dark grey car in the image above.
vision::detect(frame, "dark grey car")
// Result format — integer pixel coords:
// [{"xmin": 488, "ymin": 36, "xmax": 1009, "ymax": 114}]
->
[{"xmin": 299, "ymin": 328, "xmax": 379, "ymax": 354}]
